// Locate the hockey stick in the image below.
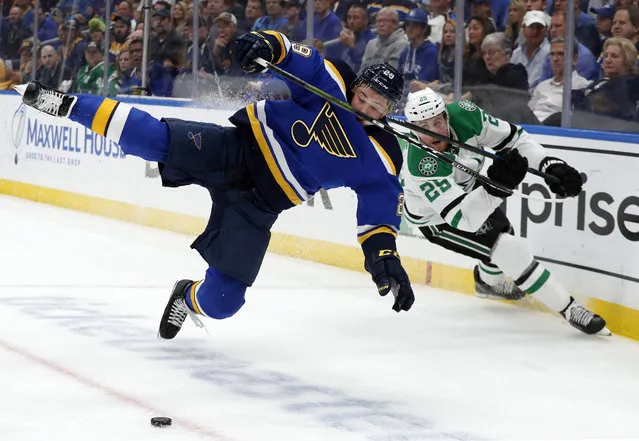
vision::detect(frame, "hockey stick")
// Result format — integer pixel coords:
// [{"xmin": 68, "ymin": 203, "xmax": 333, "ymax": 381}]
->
[{"xmin": 255, "ymin": 57, "xmax": 548, "ymax": 198}]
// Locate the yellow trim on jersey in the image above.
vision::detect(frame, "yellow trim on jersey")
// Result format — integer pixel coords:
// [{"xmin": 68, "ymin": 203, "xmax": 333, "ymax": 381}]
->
[
  {"xmin": 189, "ymin": 280, "xmax": 203, "ymax": 315},
  {"xmin": 357, "ymin": 226, "xmax": 398, "ymax": 244},
  {"xmin": 246, "ymin": 104, "xmax": 303, "ymax": 205},
  {"xmin": 91, "ymin": 98, "xmax": 118, "ymax": 137},
  {"xmin": 369, "ymin": 136, "xmax": 397, "ymax": 175},
  {"xmin": 324, "ymin": 60, "xmax": 346, "ymax": 96},
  {"xmin": 264, "ymin": 31, "xmax": 287, "ymax": 64}
]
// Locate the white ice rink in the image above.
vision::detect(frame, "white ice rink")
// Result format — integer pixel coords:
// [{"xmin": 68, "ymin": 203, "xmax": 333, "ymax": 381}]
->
[{"xmin": 2, "ymin": 195, "xmax": 639, "ymax": 441}]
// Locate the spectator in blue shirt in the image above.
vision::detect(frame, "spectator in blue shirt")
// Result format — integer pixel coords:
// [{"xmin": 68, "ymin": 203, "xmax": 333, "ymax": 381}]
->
[
  {"xmin": 253, "ymin": 0, "xmax": 289, "ymax": 32},
  {"xmin": 553, "ymin": 0, "xmax": 601, "ymax": 57},
  {"xmin": 313, "ymin": 0, "xmax": 342, "ymax": 42},
  {"xmin": 36, "ymin": 6, "xmax": 59, "ymax": 42},
  {"xmin": 398, "ymin": 8, "xmax": 439, "ymax": 85},
  {"xmin": 324, "ymin": 3, "xmax": 375, "ymax": 72},
  {"xmin": 281, "ymin": 0, "xmax": 306, "ymax": 42},
  {"xmin": 590, "ymin": 4, "xmax": 614, "ymax": 45}
]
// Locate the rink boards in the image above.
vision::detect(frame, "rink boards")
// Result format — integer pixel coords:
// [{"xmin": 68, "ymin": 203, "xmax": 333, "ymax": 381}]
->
[{"xmin": 1, "ymin": 92, "xmax": 638, "ymax": 339}]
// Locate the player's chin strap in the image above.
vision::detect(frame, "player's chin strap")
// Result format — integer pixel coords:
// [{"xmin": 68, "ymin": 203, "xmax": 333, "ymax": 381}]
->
[{"xmin": 254, "ymin": 58, "xmax": 559, "ymax": 202}]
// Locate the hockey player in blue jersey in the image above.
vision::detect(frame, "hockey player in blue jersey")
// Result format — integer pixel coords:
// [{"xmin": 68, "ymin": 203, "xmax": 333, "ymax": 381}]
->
[{"xmin": 18, "ymin": 30, "xmax": 415, "ymax": 339}]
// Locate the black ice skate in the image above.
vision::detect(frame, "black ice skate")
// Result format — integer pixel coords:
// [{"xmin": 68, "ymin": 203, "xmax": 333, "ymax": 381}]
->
[
  {"xmin": 561, "ymin": 297, "xmax": 610, "ymax": 335},
  {"xmin": 158, "ymin": 279, "xmax": 204, "ymax": 339},
  {"xmin": 14, "ymin": 81, "xmax": 77, "ymax": 117},
  {"xmin": 473, "ymin": 266, "xmax": 526, "ymax": 301}
]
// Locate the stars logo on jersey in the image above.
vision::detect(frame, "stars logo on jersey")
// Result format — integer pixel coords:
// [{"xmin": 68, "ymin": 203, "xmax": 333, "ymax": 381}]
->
[
  {"xmin": 418, "ymin": 156, "xmax": 438, "ymax": 176},
  {"xmin": 458, "ymin": 100, "xmax": 477, "ymax": 112},
  {"xmin": 291, "ymin": 102, "xmax": 357, "ymax": 159}
]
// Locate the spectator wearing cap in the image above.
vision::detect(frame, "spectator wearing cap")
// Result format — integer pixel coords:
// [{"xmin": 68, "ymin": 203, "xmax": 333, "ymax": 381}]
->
[
  {"xmin": 398, "ymin": 8, "xmax": 439, "ymax": 86},
  {"xmin": 359, "ymin": 7, "xmax": 408, "ymax": 72},
  {"xmin": 538, "ymin": 11, "xmax": 599, "ymax": 83},
  {"xmin": 426, "ymin": 0, "xmax": 455, "ymax": 44},
  {"xmin": 237, "ymin": 0, "xmax": 264, "ymax": 35},
  {"xmin": 281, "ymin": 0, "xmax": 306, "ymax": 42},
  {"xmin": 612, "ymin": 6, "xmax": 639, "ymax": 52},
  {"xmin": 110, "ymin": 14, "xmax": 133, "ymax": 63},
  {"xmin": 552, "ymin": 0, "xmax": 600, "ymax": 56},
  {"xmin": 313, "ymin": 0, "xmax": 343, "ymax": 42},
  {"xmin": 210, "ymin": 12, "xmax": 243, "ymax": 75},
  {"xmin": 49, "ymin": 8, "xmax": 65, "ymax": 28},
  {"xmin": 35, "ymin": 5, "xmax": 59, "ymax": 43},
  {"xmin": 591, "ymin": 4, "xmax": 614, "ymax": 44},
  {"xmin": 59, "ymin": 19, "xmax": 87, "ymax": 76},
  {"xmin": 74, "ymin": 42, "xmax": 116, "ymax": 95},
  {"xmin": 253, "ymin": 0, "xmax": 289, "ymax": 32},
  {"xmin": 323, "ymin": 3, "xmax": 374, "ymax": 72},
  {"xmin": 36, "ymin": 44, "xmax": 74, "ymax": 91},
  {"xmin": 510, "ymin": 10, "xmax": 551, "ymax": 89},
  {"xmin": 0, "ymin": 6, "xmax": 31, "ymax": 62},
  {"xmin": 88, "ymin": 17, "xmax": 106, "ymax": 48},
  {"xmin": 367, "ymin": 0, "xmax": 422, "ymax": 24},
  {"xmin": 529, "ymin": 36, "xmax": 591, "ymax": 124},
  {"xmin": 150, "ymin": 8, "xmax": 186, "ymax": 64}
]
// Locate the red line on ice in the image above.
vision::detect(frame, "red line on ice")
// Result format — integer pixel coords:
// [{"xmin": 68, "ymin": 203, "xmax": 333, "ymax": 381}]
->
[{"xmin": 0, "ymin": 338, "xmax": 232, "ymax": 441}]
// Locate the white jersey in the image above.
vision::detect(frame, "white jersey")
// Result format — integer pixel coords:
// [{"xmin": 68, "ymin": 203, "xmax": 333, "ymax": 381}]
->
[{"xmin": 399, "ymin": 100, "xmax": 546, "ymax": 231}]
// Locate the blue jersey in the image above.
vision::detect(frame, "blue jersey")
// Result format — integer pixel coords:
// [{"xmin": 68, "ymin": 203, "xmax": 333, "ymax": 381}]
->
[{"xmin": 232, "ymin": 31, "xmax": 404, "ymax": 254}]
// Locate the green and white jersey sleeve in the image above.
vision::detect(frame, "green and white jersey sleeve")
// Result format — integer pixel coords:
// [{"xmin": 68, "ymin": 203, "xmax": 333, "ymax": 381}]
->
[{"xmin": 447, "ymin": 100, "xmax": 546, "ymax": 169}]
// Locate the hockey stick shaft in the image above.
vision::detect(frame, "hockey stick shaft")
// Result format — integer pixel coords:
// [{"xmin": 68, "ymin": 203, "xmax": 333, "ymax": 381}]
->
[{"xmin": 254, "ymin": 58, "xmax": 516, "ymax": 196}]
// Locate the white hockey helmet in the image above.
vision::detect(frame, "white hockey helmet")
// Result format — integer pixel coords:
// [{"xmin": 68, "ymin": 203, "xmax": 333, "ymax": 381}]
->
[{"xmin": 404, "ymin": 88, "xmax": 448, "ymax": 123}]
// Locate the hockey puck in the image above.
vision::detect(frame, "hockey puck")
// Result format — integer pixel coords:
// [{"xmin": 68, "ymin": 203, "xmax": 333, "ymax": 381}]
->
[{"xmin": 151, "ymin": 417, "xmax": 172, "ymax": 428}]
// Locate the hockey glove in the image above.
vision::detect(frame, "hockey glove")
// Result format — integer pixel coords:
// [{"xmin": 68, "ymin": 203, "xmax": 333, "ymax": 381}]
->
[
  {"xmin": 483, "ymin": 149, "xmax": 528, "ymax": 198},
  {"xmin": 540, "ymin": 157, "xmax": 583, "ymax": 197},
  {"xmin": 365, "ymin": 250, "xmax": 415, "ymax": 312},
  {"xmin": 234, "ymin": 32, "xmax": 275, "ymax": 73}
]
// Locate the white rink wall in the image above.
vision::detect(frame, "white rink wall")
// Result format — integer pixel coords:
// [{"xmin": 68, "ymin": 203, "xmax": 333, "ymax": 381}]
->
[{"xmin": 1, "ymin": 92, "xmax": 638, "ymax": 316}]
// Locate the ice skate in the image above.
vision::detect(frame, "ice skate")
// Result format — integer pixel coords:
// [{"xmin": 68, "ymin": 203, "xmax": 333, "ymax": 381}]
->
[
  {"xmin": 158, "ymin": 279, "xmax": 204, "ymax": 339},
  {"xmin": 561, "ymin": 297, "xmax": 611, "ymax": 335},
  {"xmin": 13, "ymin": 81, "xmax": 77, "ymax": 117},
  {"xmin": 473, "ymin": 266, "xmax": 526, "ymax": 301}
]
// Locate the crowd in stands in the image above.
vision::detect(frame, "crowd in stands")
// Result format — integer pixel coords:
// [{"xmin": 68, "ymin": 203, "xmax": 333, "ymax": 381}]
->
[{"xmin": 1, "ymin": 0, "xmax": 639, "ymax": 129}]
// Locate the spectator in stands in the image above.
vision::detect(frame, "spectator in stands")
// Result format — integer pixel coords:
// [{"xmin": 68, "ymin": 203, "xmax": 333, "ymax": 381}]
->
[
  {"xmin": 15, "ymin": 39, "xmax": 35, "ymax": 84},
  {"xmin": 36, "ymin": 44, "xmax": 73, "ymax": 91},
  {"xmin": 611, "ymin": 6, "xmax": 639, "ymax": 52},
  {"xmin": 172, "ymin": 1, "xmax": 190, "ymax": 35},
  {"xmin": 0, "ymin": 6, "xmax": 31, "ymax": 62},
  {"xmin": 359, "ymin": 7, "xmax": 408, "ymax": 72},
  {"xmin": 74, "ymin": 41, "xmax": 115, "ymax": 95},
  {"xmin": 88, "ymin": 18, "xmax": 106, "ymax": 49},
  {"xmin": 492, "ymin": 0, "xmax": 511, "ymax": 30},
  {"xmin": 13, "ymin": 0, "xmax": 34, "ymax": 31},
  {"xmin": 505, "ymin": 0, "xmax": 525, "ymax": 49},
  {"xmin": 469, "ymin": 0, "xmax": 495, "ymax": 24},
  {"xmin": 116, "ymin": 1, "xmax": 137, "ymax": 29},
  {"xmin": 477, "ymin": 31, "xmax": 529, "ymax": 89},
  {"xmin": 591, "ymin": 4, "xmax": 614, "ymax": 45},
  {"xmin": 511, "ymin": 10, "xmax": 550, "ymax": 90},
  {"xmin": 185, "ymin": 16, "xmax": 214, "ymax": 72},
  {"xmin": 281, "ymin": 0, "xmax": 306, "ymax": 42},
  {"xmin": 332, "ymin": 0, "xmax": 354, "ymax": 21},
  {"xmin": 120, "ymin": 38, "xmax": 143, "ymax": 93},
  {"xmin": 462, "ymin": 15, "xmax": 495, "ymax": 84},
  {"xmin": 438, "ymin": 19, "xmax": 456, "ymax": 84},
  {"xmin": 49, "ymin": 9, "xmax": 64, "ymax": 28},
  {"xmin": 529, "ymin": 37, "xmax": 591, "ymax": 124},
  {"xmin": 113, "ymin": 48, "xmax": 131, "ymax": 93},
  {"xmin": 253, "ymin": 0, "xmax": 289, "ymax": 31},
  {"xmin": 427, "ymin": 0, "xmax": 454, "ymax": 43},
  {"xmin": 538, "ymin": 11, "xmax": 599, "ymax": 82},
  {"xmin": 110, "ymin": 14, "xmax": 132, "ymax": 63},
  {"xmin": 35, "ymin": 5, "xmax": 59, "ymax": 43},
  {"xmin": 59, "ymin": 19, "xmax": 87, "ymax": 76},
  {"xmin": 553, "ymin": 0, "xmax": 600, "ymax": 57},
  {"xmin": 323, "ymin": 2, "xmax": 374, "ymax": 73},
  {"xmin": 205, "ymin": 0, "xmax": 227, "ymax": 27},
  {"xmin": 237, "ymin": 0, "xmax": 264, "ymax": 35},
  {"xmin": 150, "ymin": 8, "xmax": 186, "ymax": 64},
  {"xmin": 399, "ymin": 8, "xmax": 439, "ymax": 87},
  {"xmin": 52, "ymin": 0, "xmax": 95, "ymax": 26},
  {"xmin": 211, "ymin": 12, "xmax": 243, "ymax": 75},
  {"xmin": 313, "ymin": 0, "xmax": 342, "ymax": 41},
  {"xmin": 572, "ymin": 37, "xmax": 639, "ymax": 120},
  {"xmin": 367, "ymin": 0, "xmax": 423, "ymax": 23}
]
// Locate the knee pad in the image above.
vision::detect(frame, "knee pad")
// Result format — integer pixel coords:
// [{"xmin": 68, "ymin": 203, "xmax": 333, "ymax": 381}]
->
[
  {"xmin": 490, "ymin": 233, "xmax": 535, "ymax": 280},
  {"xmin": 192, "ymin": 267, "xmax": 248, "ymax": 319}
]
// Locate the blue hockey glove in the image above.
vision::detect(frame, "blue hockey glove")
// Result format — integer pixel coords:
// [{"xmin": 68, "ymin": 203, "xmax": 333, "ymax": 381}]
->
[
  {"xmin": 540, "ymin": 157, "xmax": 583, "ymax": 197},
  {"xmin": 483, "ymin": 149, "xmax": 528, "ymax": 198},
  {"xmin": 234, "ymin": 32, "xmax": 275, "ymax": 74},
  {"xmin": 365, "ymin": 250, "xmax": 414, "ymax": 312}
]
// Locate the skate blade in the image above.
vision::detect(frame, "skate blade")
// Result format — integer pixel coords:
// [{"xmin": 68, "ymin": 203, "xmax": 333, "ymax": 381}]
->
[
  {"xmin": 596, "ymin": 327, "xmax": 612, "ymax": 337},
  {"xmin": 12, "ymin": 84, "xmax": 27, "ymax": 96}
]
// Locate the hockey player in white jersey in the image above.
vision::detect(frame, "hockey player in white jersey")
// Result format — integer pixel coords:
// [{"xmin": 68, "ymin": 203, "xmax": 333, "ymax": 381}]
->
[{"xmin": 400, "ymin": 88, "xmax": 609, "ymax": 335}]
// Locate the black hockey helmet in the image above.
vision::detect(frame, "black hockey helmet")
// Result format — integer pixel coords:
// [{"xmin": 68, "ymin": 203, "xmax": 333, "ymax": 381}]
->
[{"xmin": 352, "ymin": 63, "xmax": 404, "ymax": 105}]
